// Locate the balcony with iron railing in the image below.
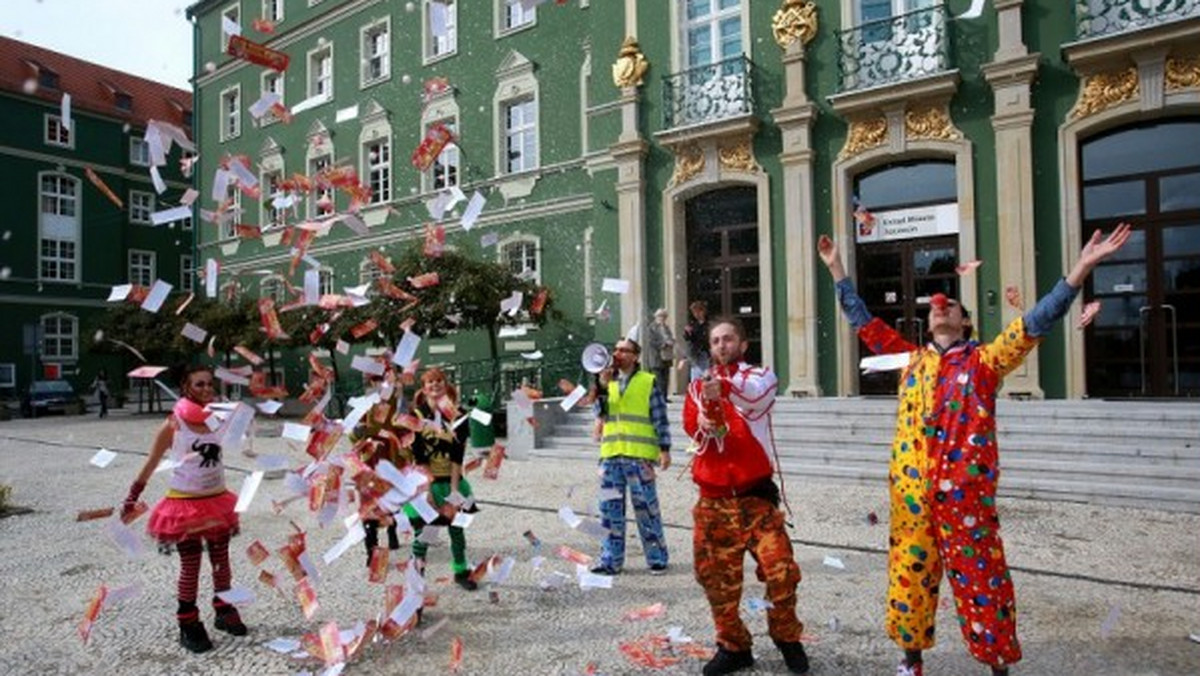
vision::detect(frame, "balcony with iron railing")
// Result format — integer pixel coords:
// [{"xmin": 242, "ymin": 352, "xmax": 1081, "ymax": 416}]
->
[
  {"xmin": 837, "ymin": 4, "xmax": 951, "ymax": 93},
  {"xmin": 1075, "ymin": 0, "xmax": 1200, "ymax": 39},
  {"xmin": 661, "ymin": 55, "xmax": 755, "ymax": 131}
]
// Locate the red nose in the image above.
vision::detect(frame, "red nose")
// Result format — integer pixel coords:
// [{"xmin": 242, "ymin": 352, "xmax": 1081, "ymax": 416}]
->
[{"xmin": 931, "ymin": 293, "xmax": 948, "ymax": 310}]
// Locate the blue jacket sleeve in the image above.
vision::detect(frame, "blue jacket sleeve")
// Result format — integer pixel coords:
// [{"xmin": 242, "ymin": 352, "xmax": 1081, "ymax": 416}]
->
[
  {"xmin": 648, "ymin": 385, "xmax": 671, "ymax": 450},
  {"xmin": 1023, "ymin": 278, "xmax": 1081, "ymax": 337},
  {"xmin": 835, "ymin": 278, "xmax": 874, "ymax": 330}
]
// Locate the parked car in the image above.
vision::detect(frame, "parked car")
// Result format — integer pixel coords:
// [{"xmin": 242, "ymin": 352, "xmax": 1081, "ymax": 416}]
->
[{"xmin": 20, "ymin": 380, "xmax": 86, "ymax": 417}]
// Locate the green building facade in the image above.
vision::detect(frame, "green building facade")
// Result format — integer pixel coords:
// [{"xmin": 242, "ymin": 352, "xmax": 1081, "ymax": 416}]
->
[
  {"xmin": 186, "ymin": 0, "xmax": 1200, "ymax": 402},
  {"xmin": 0, "ymin": 37, "xmax": 194, "ymax": 405}
]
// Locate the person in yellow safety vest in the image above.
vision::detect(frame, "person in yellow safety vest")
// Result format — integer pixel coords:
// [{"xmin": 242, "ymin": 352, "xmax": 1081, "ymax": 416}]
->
[{"xmin": 589, "ymin": 338, "xmax": 672, "ymax": 576}]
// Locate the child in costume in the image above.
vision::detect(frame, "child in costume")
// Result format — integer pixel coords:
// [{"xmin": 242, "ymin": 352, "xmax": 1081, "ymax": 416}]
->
[
  {"xmin": 120, "ymin": 365, "xmax": 245, "ymax": 653},
  {"xmin": 403, "ymin": 368, "xmax": 478, "ymax": 591}
]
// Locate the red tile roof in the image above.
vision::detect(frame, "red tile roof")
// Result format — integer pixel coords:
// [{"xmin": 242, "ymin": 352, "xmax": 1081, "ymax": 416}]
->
[{"xmin": 0, "ymin": 36, "xmax": 192, "ymax": 130}]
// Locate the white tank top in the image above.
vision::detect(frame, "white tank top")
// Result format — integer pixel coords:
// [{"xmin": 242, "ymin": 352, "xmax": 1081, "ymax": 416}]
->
[{"xmin": 167, "ymin": 419, "xmax": 227, "ymax": 495}]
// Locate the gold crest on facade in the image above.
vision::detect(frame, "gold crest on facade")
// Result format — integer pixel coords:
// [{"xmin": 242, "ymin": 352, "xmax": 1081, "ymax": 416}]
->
[
  {"xmin": 905, "ymin": 105, "xmax": 961, "ymax": 142},
  {"xmin": 839, "ymin": 116, "xmax": 888, "ymax": 160},
  {"xmin": 718, "ymin": 136, "xmax": 760, "ymax": 173},
  {"xmin": 612, "ymin": 37, "xmax": 649, "ymax": 88},
  {"xmin": 670, "ymin": 143, "xmax": 705, "ymax": 187},
  {"xmin": 1071, "ymin": 67, "xmax": 1138, "ymax": 119},
  {"xmin": 772, "ymin": 0, "xmax": 818, "ymax": 49},
  {"xmin": 1165, "ymin": 56, "xmax": 1200, "ymax": 91}
]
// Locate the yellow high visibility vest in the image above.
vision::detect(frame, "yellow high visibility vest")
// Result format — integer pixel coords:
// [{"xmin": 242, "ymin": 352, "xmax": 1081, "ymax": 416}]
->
[{"xmin": 600, "ymin": 371, "xmax": 661, "ymax": 461}]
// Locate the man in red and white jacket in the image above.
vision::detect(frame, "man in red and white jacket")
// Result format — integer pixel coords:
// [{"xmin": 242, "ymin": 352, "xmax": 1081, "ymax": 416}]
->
[{"xmin": 683, "ymin": 318, "xmax": 809, "ymax": 676}]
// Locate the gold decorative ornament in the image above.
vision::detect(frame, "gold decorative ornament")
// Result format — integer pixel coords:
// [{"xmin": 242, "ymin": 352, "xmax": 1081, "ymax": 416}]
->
[
  {"xmin": 839, "ymin": 116, "xmax": 888, "ymax": 160},
  {"xmin": 612, "ymin": 37, "xmax": 650, "ymax": 88},
  {"xmin": 1165, "ymin": 56, "xmax": 1200, "ymax": 91},
  {"xmin": 905, "ymin": 105, "xmax": 960, "ymax": 141},
  {"xmin": 670, "ymin": 144, "xmax": 705, "ymax": 186},
  {"xmin": 1070, "ymin": 67, "xmax": 1138, "ymax": 119},
  {"xmin": 718, "ymin": 136, "xmax": 758, "ymax": 173},
  {"xmin": 772, "ymin": 0, "xmax": 818, "ymax": 49}
]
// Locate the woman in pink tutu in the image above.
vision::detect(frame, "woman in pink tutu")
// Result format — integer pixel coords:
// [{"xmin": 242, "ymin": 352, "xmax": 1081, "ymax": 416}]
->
[{"xmin": 120, "ymin": 365, "xmax": 245, "ymax": 653}]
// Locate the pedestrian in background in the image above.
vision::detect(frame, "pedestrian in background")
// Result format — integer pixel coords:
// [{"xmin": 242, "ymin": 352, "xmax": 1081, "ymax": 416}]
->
[
  {"xmin": 684, "ymin": 300, "xmax": 711, "ymax": 381},
  {"xmin": 91, "ymin": 369, "xmax": 110, "ymax": 418},
  {"xmin": 644, "ymin": 308, "xmax": 676, "ymax": 401}
]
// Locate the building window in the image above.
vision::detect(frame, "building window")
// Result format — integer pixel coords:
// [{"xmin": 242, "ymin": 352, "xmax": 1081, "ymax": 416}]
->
[
  {"xmin": 181, "ymin": 215, "xmax": 193, "ymax": 231},
  {"xmin": 129, "ymin": 137, "xmax": 150, "ymax": 166},
  {"xmin": 129, "ymin": 250, "xmax": 156, "ymax": 287},
  {"xmin": 319, "ymin": 269, "xmax": 334, "ymax": 295},
  {"xmin": 260, "ymin": 276, "xmax": 285, "ymax": 302},
  {"xmin": 221, "ymin": 4, "xmax": 240, "ymax": 51},
  {"xmin": 503, "ymin": 98, "xmax": 537, "ymax": 173},
  {"xmin": 220, "ymin": 85, "xmax": 241, "ymax": 141},
  {"xmin": 500, "ymin": 237, "xmax": 540, "ymax": 284},
  {"xmin": 360, "ymin": 261, "xmax": 385, "ymax": 285},
  {"xmin": 263, "ymin": 0, "xmax": 283, "ymax": 22},
  {"xmin": 361, "ymin": 19, "xmax": 391, "ymax": 86},
  {"xmin": 39, "ymin": 173, "xmax": 78, "ymax": 282},
  {"xmin": 365, "ymin": 139, "xmax": 391, "ymax": 204},
  {"xmin": 45, "ymin": 115, "xmax": 72, "ymax": 148},
  {"xmin": 41, "ymin": 314, "xmax": 77, "ymax": 361},
  {"xmin": 181, "ymin": 254, "xmax": 195, "ymax": 292},
  {"xmin": 38, "ymin": 68, "xmax": 60, "ymax": 90},
  {"xmin": 262, "ymin": 171, "xmax": 284, "ymax": 227},
  {"xmin": 502, "ymin": 0, "xmax": 535, "ymax": 32},
  {"xmin": 429, "ymin": 119, "xmax": 459, "ymax": 190},
  {"xmin": 684, "ymin": 0, "xmax": 743, "ymax": 68},
  {"xmin": 426, "ymin": 0, "xmax": 457, "ymax": 60},
  {"xmin": 309, "ymin": 45, "xmax": 333, "ymax": 101},
  {"xmin": 129, "ymin": 191, "xmax": 154, "ymax": 225},
  {"xmin": 114, "ymin": 92, "xmax": 133, "ymax": 112},
  {"xmin": 0, "ymin": 363, "xmax": 15, "ymax": 389},
  {"xmin": 261, "ymin": 71, "xmax": 284, "ymax": 124},
  {"xmin": 221, "ymin": 183, "xmax": 241, "ymax": 239},
  {"xmin": 309, "ymin": 154, "xmax": 334, "ymax": 217}
]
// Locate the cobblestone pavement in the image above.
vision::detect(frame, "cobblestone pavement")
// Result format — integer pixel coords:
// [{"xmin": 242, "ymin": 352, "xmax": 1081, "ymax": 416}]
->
[{"xmin": 1, "ymin": 410, "xmax": 1198, "ymax": 676}]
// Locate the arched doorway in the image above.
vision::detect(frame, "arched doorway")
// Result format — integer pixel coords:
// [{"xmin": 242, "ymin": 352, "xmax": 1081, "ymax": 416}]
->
[
  {"xmin": 1080, "ymin": 119, "xmax": 1200, "ymax": 398},
  {"xmin": 853, "ymin": 160, "xmax": 959, "ymax": 394},
  {"xmin": 685, "ymin": 186, "xmax": 761, "ymax": 364}
]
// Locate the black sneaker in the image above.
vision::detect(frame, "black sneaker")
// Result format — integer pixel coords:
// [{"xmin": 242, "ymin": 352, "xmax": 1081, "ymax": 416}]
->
[
  {"xmin": 589, "ymin": 564, "xmax": 620, "ymax": 576},
  {"xmin": 649, "ymin": 564, "xmax": 668, "ymax": 576},
  {"xmin": 213, "ymin": 605, "xmax": 247, "ymax": 636},
  {"xmin": 774, "ymin": 639, "xmax": 810, "ymax": 674},
  {"xmin": 703, "ymin": 647, "xmax": 754, "ymax": 675},
  {"xmin": 454, "ymin": 571, "xmax": 478, "ymax": 591},
  {"xmin": 179, "ymin": 619, "xmax": 214, "ymax": 653}
]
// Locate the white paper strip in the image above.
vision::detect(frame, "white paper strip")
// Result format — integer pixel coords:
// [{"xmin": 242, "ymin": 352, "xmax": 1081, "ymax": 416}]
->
[
  {"xmin": 859, "ymin": 353, "xmax": 911, "ymax": 374},
  {"xmin": 350, "ymin": 355, "xmax": 385, "ymax": 376},
  {"xmin": 469, "ymin": 408, "xmax": 493, "ymax": 426},
  {"xmin": 335, "ymin": 339, "xmax": 350, "ymax": 355},
  {"xmin": 335, "ymin": 104, "xmax": 359, "ymax": 122},
  {"xmin": 214, "ymin": 366, "xmax": 250, "ymax": 386},
  {"xmin": 388, "ymin": 593, "xmax": 423, "ymax": 627},
  {"xmin": 248, "ymin": 92, "xmax": 282, "ymax": 119},
  {"xmin": 139, "ymin": 280, "xmax": 173, "ymax": 313},
  {"xmin": 601, "ymin": 278, "xmax": 630, "ymax": 294},
  {"xmin": 89, "ymin": 448, "xmax": 118, "ymax": 468},
  {"xmin": 180, "ymin": 188, "xmax": 199, "ymax": 206},
  {"xmin": 558, "ymin": 505, "xmax": 582, "ymax": 529},
  {"xmin": 211, "ymin": 168, "xmax": 231, "ymax": 202},
  {"xmin": 60, "ymin": 92, "xmax": 71, "ymax": 131},
  {"xmin": 281, "ymin": 422, "xmax": 312, "ymax": 442},
  {"xmin": 262, "ymin": 637, "xmax": 301, "ymax": 654},
  {"xmin": 257, "ymin": 400, "xmax": 283, "ymax": 415},
  {"xmin": 106, "ymin": 519, "xmax": 144, "ymax": 558},
  {"xmin": 450, "ymin": 512, "xmax": 475, "ymax": 528},
  {"xmin": 107, "ymin": 284, "xmax": 132, "ymax": 302},
  {"xmin": 233, "ymin": 471, "xmax": 264, "ymax": 513},
  {"xmin": 205, "ymin": 259, "xmax": 218, "ymax": 298},
  {"xmin": 577, "ymin": 570, "xmax": 614, "ymax": 590},
  {"xmin": 181, "ymin": 322, "xmax": 208, "ymax": 343},
  {"xmin": 521, "ymin": 351, "xmax": 544, "ymax": 360},
  {"xmin": 560, "ymin": 385, "xmax": 587, "ymax": 411},
  {"xmin": 290, "ymin": 94, "xmax": 327, "ymax": 115},
  {"xmin": 221, "ymin": 14, "xmax": 242, "ymax": 37},
  {"xmin": 215, "ymin": 585, "xmax": 256, "ymax": 605},
  {"xmin": 459, "ymin": 191, "xmax": 486, "ymax": 231},
  {"xmin": 220, "ymin": 403, "xmax": 256, "ymax": 451},
  {"xmin": 409, "ymin": 494, "xmax": 441, "ymax": 523},
  {"xmin": 322, "ymin": 521, "xmax": 367, "ymax": 565},
  {"xmin": 447, "ymin": 185, "xmax": 467, "ymax": 211},
  {"xmin": 151, "ymin": 205, "xmax": 191, "ymax": 226},
  {"xmin": 391, "ymin": 331, "xmax": 421, "ymax": 369},
  {"xmin": 149, "ymin": 165, "xmax": 167, "ymax": 194},
  {"xmin": 426, "ymin": 190, "xmax": 452, "ymax": 221},
  {"xmin": 304, "ymin": 268, "xmax": 319, "ymax": 306},
  {"xmin": 499, "ymin": 291, "xmax": 523, "ymax": 314},
  {"xmin": 497, "ymin": 325, "xmax": 527, "ymax": 338}
]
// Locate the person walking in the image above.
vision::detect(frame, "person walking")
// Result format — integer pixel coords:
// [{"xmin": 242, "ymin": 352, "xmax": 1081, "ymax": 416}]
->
[
  {"xmin": 643, "ymin": 308, "xmax": 676, "ymax": 401},
  {"xmin": 120, "ymin": 365, "xmax": 246, "ymax": 653},
  {"xmin": 91, "ymin": 369, "xmax": 110, "ymax": 418},
  {"xmin": 816, "ymin": 223, "xmax": 1131, "ymax": 676},
  {"xmin": 683, "ymin": 318, "xmax": 809, "ymax": 676},
  {"xmin": 589, "ymin": 338, "xmax": 671, "ymax": 576}
]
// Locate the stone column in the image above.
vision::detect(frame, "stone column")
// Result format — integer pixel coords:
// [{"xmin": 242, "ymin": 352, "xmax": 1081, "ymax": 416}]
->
[
  {"xmin": 983, "ymin": 0, "xmax": 1042, "ymax": 397},
  {"xmin": 610, "ymin": 39, "xmax": 651, "ymax": 335}
]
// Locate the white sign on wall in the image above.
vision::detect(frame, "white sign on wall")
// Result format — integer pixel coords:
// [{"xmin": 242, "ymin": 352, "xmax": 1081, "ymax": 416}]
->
[{"xmin": 856, "ymin": 203, "xmax": 960, "ymax": 243}]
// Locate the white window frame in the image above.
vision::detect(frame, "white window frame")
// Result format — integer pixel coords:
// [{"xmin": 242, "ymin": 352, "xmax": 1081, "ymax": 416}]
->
[
  {"xmin": 181, "ymin": 214, "xmax": 193, "ymax": 231},
  {"xmin": 363, "ymin": 138, "xmax": 392, "ymax": 205},
  {"xmin": 129, "ymin": 136, "xmax": 150, "ymax": 166},
  {"xmin": 260, "ymin": 275, "xmax": 286, "ymax": 303},
  {"xmin": 40, "ymin": 313, "xmax": 78, "ymax": 361},
  {"xmin": 424, "ymin": 0, "xmax": 458, "ymax": 63},
  {"xmin": 308, "ymin": 152, "xmax": 334, "ymax": 218},
  {"xmin": 502, "ymin": 97, "xmax": 538, "ymax": 174},
  {"xmin": 220, "ymin": 85, "xmax": 241, "ymax": 141},
  {"xmin": 319, "ymin": 268, "xmax": 335, "ymax": 295},
  {"xmin": 221, "ymin": 4, "xmax": 240, "ymax": 52},
  {"xmin": 425, "ymin": 117, "xmax": 460, "ymax": 192},
  {"xmin": 261, "ymin": 169, "xmax": 285, "ymax": 227},
  {"xmin": 180, "ymin": 254, "xmax": 195, "ymax": 292},
  {"xmin": 498, "ymin": 234, "xmax": 541, "ymax": 285},
  {"xmin": 261, "ymin": 70, "xmax": 284, "ymax": 125},
  {"xmin": 0, "ymin": 363, "xmax": 15, "ymax": 389},
  {"xmin": 38, "ymin": 172, "xmax": 79, "ymax": 284},
  {"xmin": 129, "ymin": 191, "xmax": 155, "ymax": 225},
  {"xmin": 681, "ymin": 0, "xmax": 745, "ymax": 70},
  {"xmin": 44, "ymin": 114, "xmax": 72, "ymax": 149},
  {"xmin": 221, "ymin": 183, "xmax": 241, "ymax": 240},
  {"xmin": 263, "ymin": 0, "xmax": 284, "ymax": 22},
  {"xmin": 308, "ymin": 44, "xmax": 334, "ymax": 102},
  {"xmin": 128, "ymin": 249, "xmax": 156, "ymax": 287},
  {"xmin": 360, "ymin": 18, "xmax": 391, "ymax": 88},
  {"xmin": 359, "ymin": 259, "xmax": 385, "ymax": 285},
  {"xmin": 499, "ymin": 0, "xmax": 537, "ymax": 35}
]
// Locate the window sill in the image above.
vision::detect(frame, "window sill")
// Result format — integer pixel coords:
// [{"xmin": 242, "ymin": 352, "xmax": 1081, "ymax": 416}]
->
[
  {"xmin": 497, "ymin": 21, "xmax": 536, "ymax": 39},
  {"xmin": 423, "ymin": 50, "xmax": 457, "ymax": 67},
  {"xmin": 360, "ymin": 74, "xmax": 391, "ymax": 90}
]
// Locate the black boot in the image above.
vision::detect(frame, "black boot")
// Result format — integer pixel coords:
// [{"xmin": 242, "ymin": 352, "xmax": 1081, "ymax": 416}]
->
[
  {"xmin": 774, "ymin": 639, "xmax": 810, "ymax": 674},
  {"xmin": 177, "ymin": 604, "xmax": 213, "ymax": 653},
  {"xmin": 454, "ymin": 571, "xmax": 478, "ymax": 591},
  {"xmin": 212, "ymin": 597, "xmax": 247, "ymax": 636},
  {"xmin": 703, "ymin": 646, "xmax": 754, "ymax": 675}
]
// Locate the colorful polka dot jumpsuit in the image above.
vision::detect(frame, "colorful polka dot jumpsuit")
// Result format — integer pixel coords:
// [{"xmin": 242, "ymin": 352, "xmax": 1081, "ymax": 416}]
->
[{"xmin": 858, "ymin": 315, "xmax": 1040, "ymax": 669}]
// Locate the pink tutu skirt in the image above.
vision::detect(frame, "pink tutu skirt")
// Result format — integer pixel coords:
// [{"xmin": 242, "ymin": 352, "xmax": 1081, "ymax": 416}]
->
[{"xmin": 147, "ymin": 491, "xmax": 240, "ymax": 543}]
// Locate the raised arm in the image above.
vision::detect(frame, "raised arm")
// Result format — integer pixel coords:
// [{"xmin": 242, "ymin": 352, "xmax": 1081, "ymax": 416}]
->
[
  {"xmin": 818, "ymin": 235, "xmax": 915, "ymax": 354},
  {"xmin": 1024, "ymin": 222, "xmax": 1133, "ymax": 337}
]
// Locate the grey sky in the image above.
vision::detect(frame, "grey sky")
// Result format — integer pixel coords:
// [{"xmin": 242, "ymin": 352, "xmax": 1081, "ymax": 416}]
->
[{"xmin": 1, "ymin": 0, "xmax": 193, "ymax": 91}]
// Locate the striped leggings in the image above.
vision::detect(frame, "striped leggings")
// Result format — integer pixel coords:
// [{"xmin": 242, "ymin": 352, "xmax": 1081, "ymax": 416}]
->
[{"xmin": 176, "ymin": 536, "xmax": 232, "ymax": 604}]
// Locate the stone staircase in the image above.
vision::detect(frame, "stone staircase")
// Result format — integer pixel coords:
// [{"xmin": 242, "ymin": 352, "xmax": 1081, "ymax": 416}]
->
[{"xmin": 530, "ymin": 397, "xmax": 1200, "ymax": 513}]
